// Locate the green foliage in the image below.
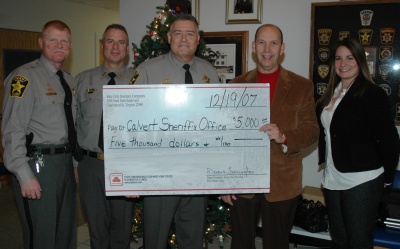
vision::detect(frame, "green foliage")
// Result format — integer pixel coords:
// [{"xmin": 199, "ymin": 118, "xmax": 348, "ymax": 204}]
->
[{"xmin": 204, "ymin": 196, "xmax": 232, "ymax": 247}]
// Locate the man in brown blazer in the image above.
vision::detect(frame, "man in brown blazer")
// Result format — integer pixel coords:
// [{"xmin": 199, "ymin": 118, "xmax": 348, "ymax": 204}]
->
[{"xmin": 221, "ymin": 24, "xmax": 319, "ymax": 249}]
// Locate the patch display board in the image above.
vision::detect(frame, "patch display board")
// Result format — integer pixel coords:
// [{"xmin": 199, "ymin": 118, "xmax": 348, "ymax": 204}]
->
[{"xmin": 311, "ymin": 1, "xmax": 400, "ymax": 124}]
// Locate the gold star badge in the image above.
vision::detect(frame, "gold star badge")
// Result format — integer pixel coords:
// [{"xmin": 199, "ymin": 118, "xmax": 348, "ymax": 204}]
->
[
  {"xmin": 358, "ymin": 29, "xmax": 373, "ymax": 45},
  {"xmin": 10, "ymin": 75, "xmax": 29, "ymax": 98}
]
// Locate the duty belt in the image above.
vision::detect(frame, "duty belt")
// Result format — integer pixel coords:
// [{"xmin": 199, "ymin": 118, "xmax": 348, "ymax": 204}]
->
[
  {"xmin": 30, "ymin": 144, "xmax": 72, "ymax": 155},
  {"xmin": 82, "ymin": 149, "xmax": 104, "ymax": 160}
]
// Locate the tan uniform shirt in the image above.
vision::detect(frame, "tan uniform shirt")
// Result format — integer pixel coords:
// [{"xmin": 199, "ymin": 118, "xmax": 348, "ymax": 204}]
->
[
  {"xmin": 2, "ymin": 55, "xmax": 77, "ymax": 184},
  {"xmin": 75, "ymin": 65, "xmax": 134, "ymax": 153},
  {"xmin": 133, "ymin": 52, "xmax": 219, "ymax": 84}
]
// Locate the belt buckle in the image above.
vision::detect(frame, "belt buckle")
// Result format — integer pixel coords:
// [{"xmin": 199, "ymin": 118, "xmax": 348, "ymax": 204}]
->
[{"xmin": 97, "ymin": 153, "xmax": 104, "ymax": 160}]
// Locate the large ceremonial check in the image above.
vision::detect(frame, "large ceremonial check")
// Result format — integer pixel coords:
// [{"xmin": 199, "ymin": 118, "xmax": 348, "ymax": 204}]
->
[{"xmin": 103, "ymin": 84, "xmax": 270, "ymax": 196}]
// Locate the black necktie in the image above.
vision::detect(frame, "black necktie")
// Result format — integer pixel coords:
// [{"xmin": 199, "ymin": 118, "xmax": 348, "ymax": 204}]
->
[
  {"xmin": 183, "ymin": 64, "xmax": 193, "ymax": 84},
  {"xmin": 56, "ymin": 70, "xmax": 76, "ymax": 149},
  {"xmin": 98, "ymin": 72, "xmax": 116, "ymax": 151}
]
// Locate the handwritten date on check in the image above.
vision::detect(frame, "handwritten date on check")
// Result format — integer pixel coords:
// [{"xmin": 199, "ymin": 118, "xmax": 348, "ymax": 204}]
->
[{"xmin": 103, "ymin": 84, "xmax": 270, "ymax": 196}]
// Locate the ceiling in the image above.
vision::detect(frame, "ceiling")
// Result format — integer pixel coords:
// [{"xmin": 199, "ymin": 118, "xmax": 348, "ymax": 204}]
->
[{"xmin": 66, "ymin": 0, "xmax": 119, "ymax": 11}]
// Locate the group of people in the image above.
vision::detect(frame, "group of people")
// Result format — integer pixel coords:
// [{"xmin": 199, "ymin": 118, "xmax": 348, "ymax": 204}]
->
[
  {"xmin": 2, "ymin": 12, "xmax": 399, "ymax": 249},
  {"xmin": 2, "ymin": 20, "xmax": 137, "ymax": 249}
]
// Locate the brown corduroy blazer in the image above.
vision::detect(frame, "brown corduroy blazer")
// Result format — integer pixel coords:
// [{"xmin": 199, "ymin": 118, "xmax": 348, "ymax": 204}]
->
[{"xmin": 230, "ymin": 66, "xmax": 319, "ymax": 202}]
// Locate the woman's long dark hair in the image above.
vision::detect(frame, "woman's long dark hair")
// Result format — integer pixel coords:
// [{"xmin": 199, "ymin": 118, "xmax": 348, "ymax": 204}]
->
[{"xmin": 317, "ymin": 37, "xmax": 375, "ymax": 108}]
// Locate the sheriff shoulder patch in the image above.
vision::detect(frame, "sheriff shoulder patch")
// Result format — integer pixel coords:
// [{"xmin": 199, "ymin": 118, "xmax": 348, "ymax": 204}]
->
[
  {"xmin": 130, "ymin": 70, "xmax": 140, "ymax": 85},
  {"xmin": 10, "ymin": 75, "xmax": 29, "ymax": 98}
]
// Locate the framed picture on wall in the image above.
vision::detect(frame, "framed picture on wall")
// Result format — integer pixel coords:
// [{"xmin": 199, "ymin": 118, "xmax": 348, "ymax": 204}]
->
[
  {"xmin": 190, "ymin": 0, "xmax": 199, "ymax": 23},
  {"xmin": 225, "ymin": 0, "xmax": 262, "ymax": 24},
  {"xmin": 310, "ymin": 0, "xmax": 400, "ymax": 124},
  {"xmin": 202, "ymin": 31, "xmax": 248, "ymax": 83},
  {"xmin": 168, "ymin": 0, "xmax": 200, "ymax": 23},
  {"xmin": 3, "ymin": 49, "xmax": 41, "ymax": 78}
]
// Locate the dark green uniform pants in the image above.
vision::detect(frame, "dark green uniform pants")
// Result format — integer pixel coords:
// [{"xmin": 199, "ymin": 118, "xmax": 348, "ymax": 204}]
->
[
  {"xmin": 78, "ymin": 156, "xmax": 134, "ymax": 249},
  {"xmin": 13, "ymin": 152, "xmax": 77, "ymax": 249}
]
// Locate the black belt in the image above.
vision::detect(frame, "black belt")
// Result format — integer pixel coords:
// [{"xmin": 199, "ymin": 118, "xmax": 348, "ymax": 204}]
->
[
  {"xmin": 30, "ymin": 144, "xmax": 72, "ymax": 155},
  {"xmin": 82, "ymin": 149, "xmax": 104, "ymax": 160}
]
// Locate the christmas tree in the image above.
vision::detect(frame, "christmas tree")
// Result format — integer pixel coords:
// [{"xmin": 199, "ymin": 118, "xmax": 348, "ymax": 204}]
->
[
  {"xmin": 131, "ymin": 3, "xmax": 231, "ymax": 247},
  {"xmin": 131, "ymin": 1, "xmax": 210, "ymax": 69}
]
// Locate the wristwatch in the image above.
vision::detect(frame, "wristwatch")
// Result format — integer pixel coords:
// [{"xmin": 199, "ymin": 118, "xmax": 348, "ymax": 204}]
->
[{"xmin": 281, "ymin": 133, "xmax": 288, "ymax": 154}]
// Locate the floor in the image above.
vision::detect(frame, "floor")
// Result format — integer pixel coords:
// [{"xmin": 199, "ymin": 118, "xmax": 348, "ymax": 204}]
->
[
  {"xmin": 78, "ymin": 222, "xmax": 264, "ymax": 248},
  {"xmin": 77, "ymin": 223, "xmax": 308, "ymax": 249}
]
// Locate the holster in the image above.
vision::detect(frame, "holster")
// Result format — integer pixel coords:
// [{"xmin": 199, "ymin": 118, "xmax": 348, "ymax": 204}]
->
[
  {"xmin": 25, "ymin": 132, "xmax": 34, "ymax": 157},
  {"xmin": 73, "ymin": 143, "xmax": 84, "ymax": 162}
]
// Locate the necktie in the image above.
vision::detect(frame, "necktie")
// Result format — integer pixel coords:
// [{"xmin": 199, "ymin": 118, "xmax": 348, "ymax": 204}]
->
[
  {"xmin": 183, "ymin": 64, "xmax": 193, "ymax": 84},
  {"xmin": 56, "ymin": 70, "xmax": 76, "ymax": 149},
  {"xmin": 98, "ymin": 72, "xmax": 116, "ymax": 151}
]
